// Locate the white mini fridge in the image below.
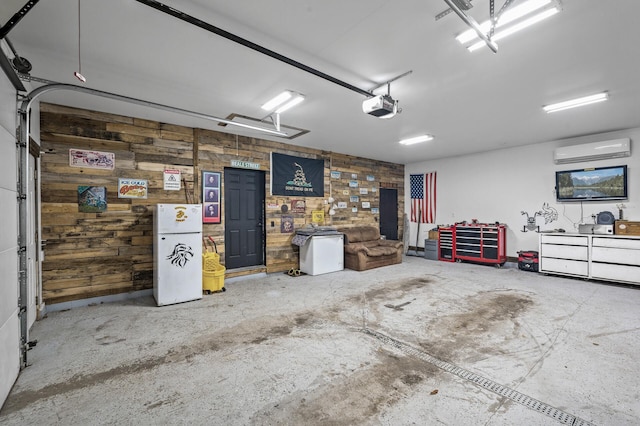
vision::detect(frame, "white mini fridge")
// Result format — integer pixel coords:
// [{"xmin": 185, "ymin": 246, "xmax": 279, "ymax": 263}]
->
[
  {"xmin": 154, "ymin": 204, "xmax": 203, "ymax": 306},
  {"xmin": 299, "ymin": 234, "xmax": 344, "ymax": 275}
]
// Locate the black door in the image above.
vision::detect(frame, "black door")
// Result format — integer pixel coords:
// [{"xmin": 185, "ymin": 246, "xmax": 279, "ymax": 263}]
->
[
  {"xmin": 224, "ymin": 168, "xmax": 265, "ymax": 269},
  {"xmin": 379, "ymin": 188, "xmax": 398, "ymax": 240}
]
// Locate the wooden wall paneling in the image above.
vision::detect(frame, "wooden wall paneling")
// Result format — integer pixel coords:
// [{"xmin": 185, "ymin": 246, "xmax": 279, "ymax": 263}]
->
[
  {"xmin": 39, "ymin": 103, "xmax": 404, "ymax": 304},
  {"xmin": 327, "ymin": 152, "xmax": 404, "ymax": 232}
]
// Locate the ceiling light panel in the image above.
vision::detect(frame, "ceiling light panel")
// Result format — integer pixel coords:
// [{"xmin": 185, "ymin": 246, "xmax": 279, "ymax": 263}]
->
[
  {"xmin": 261, "ymin": 90, "xmax": 305, "ymax": 114},
  {"xmin": 261, "ymin": 91, "xmax": 293, "ymax": 111},
  {"xmin": 456, "ymin": 0, "xmax": 552, "ymax": 43},
  {"xmin": 456, "ymin": 0, "xmax": 559, "ymax": 51},
  {"xmin": 275, "ymin": 95, "xmax": 305, "ymax": 114},
  {"xmin": 399, "ymin": 135, "xmax": 434, "ymax": 145},
  {"xmin": 467, "ymin": 8, "xmax": 559, "ymax": 51},
  {"xmin": 543, "ymin": 92, "xmax": 609, "ymax": 113}
]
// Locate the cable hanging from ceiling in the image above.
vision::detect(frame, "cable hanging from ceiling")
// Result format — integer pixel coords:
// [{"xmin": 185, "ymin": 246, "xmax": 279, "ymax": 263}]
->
[{"xmin": 74, "ymin": 0, "xmax": 86, "ymax": 82}]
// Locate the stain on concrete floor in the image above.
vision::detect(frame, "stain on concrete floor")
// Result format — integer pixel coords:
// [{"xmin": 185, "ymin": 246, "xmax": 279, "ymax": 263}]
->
[
  {"xmin": 1, "ymin": 278, "xmax": 536, "ymax": 424},
  {"xmin": 251, "ymin": 349, "xmax": 439, "ymax": 425},
  {"xmin": 418, "ymin": 291, "xmax": 533, "ymax": 362}
]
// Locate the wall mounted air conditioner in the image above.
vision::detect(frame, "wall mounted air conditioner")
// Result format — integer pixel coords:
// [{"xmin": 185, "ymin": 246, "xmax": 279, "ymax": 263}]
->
[{"xmin": 553, "ymin": 138, "xmax": 631, "ymax": 164}]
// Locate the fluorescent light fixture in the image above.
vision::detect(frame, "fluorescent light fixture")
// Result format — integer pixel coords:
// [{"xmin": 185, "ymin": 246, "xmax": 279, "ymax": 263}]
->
[
  {"xmin": 399, "ymin": 134, "xmax": 434, "ymax": 145},
  {"xmin": 261, "ymin": 91, "xmax": 292, "ymax": 110},
  {"xmin": 467, "ymin": 8, "xmax": 559, "ymax": 51},
  {"xmin": 261, "ymin": 90, "xmax": 305, "ymax": 113},
  {"xmin": 456, "ymin": 0, "xmax": 551, "ymax": 43},
  {"xmin": 275, "ymin": 95, "xmax": 305, "ymax": 113},
  {"xmin": 543, "ymin": 92, "xmax": 609, "ymax": 113},
  {"xmin": 455, "ymin": 0, "xmax": 558, "ymax": 52}
]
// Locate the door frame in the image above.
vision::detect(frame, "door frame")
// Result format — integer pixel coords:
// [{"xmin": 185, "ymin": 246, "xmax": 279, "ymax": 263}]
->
[
  {"xmin": 379, "ymin": 187, "xmax": 399, "ymax": 240},
  {"xmin": 27, "ymin": 144, "xmax": 41, "ymax": 328},
  {"xmin": 223, "ymin": 168, "xmax": 266, "ymax": 269}
]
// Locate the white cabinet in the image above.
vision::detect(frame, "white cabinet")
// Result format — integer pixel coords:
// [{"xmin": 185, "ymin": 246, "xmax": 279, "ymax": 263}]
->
[
  {"xmin": 590, "ymin": 237, "xmax": 640, "ymax": 283},
  {"xmin": 539, "ymin": 233, "xmax": 640, "ymax": 285},
  {"xmin": 539, "ymin": 234, "xmax": 589, "ymax": 278}
]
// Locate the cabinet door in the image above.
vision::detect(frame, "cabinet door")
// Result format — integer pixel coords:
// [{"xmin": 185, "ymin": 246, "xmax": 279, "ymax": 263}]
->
[
  {"xmin": 591, "ymin": 262, "xmax": 640, "ymax": 284},
  {"xmin": 592, "ymin": 247, "xmax": 640, "ymax": 266},
  {"xmin": 592, "ymin": 237, "xmax": 640, "ymax": 250},
  {"xmin": 540, "ymin": 257, "xmax": 588, "ymax": 276},
  {"xmin": 541, "ymin": 235, "xmax": 588, "ymax": 246},
  {"xmin": 541, "ymin": 244, "xmax": 588, "ymax": 261}
]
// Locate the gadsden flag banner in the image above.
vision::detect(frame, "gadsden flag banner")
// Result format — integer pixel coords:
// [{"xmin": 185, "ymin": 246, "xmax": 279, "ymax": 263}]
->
[{"xmin": 271, "ymin": 152, "xmax": 324, "ymax": 197}]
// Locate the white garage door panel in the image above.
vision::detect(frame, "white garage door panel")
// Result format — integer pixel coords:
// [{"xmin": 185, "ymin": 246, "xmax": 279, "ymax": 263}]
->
[
  {"xmin": 0, "ymin": 126, "xmax": 17, "ymax": 193},
  {"xmin": 0, "ymin": 189, "xmax": 18, "ymax": 252},
  {"xmin": 0, "ymin": 311, "xmax": 20, "ymax": 407},
  {"xmin": 0, "ymin": 64, "xmax": 16, "ymax": 134},
  {"xmin": 0, "ymin": 63, "xmax": 20, "ymax": 409},
  {"xmin": 0, "ymin": 248, "xmax": 19, "ymax": 325},
  {"xmin": 0, "ymin": 236, "xmax": 19, "ymax": 409}
]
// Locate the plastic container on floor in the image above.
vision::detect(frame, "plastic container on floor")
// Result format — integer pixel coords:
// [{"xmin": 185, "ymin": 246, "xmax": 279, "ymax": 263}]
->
[{"xmin": 203, "ymin": 263, "xmax": 226, "ymax": 293}]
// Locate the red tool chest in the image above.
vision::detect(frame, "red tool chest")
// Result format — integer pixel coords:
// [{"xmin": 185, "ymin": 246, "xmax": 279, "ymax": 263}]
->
[{"xmin": 439, "ymin": 223, "xmax": 507, "ymax": 266}]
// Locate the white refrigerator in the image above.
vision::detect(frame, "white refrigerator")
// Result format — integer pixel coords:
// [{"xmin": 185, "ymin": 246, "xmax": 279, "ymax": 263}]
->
[{"xmin": 154, "ymin": 204, "xmax": 203, "ymax": 306}]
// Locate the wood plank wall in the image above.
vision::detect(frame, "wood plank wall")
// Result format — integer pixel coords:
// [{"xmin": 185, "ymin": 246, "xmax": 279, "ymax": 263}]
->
[{"xmin": 39, "ymin": 103, "xmax": 404, "ymax": 305}]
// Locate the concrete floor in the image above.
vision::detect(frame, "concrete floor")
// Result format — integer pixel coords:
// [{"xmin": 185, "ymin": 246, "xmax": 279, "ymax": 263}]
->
[{"xmin": 1, "ymin": 256, "xmax": 639, "ymax": 425}]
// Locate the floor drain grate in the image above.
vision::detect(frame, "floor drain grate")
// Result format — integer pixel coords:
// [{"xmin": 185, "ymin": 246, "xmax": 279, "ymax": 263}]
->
[{"xmin": 363, "ymin": 328, "xmax": 595, "ymax": 426}]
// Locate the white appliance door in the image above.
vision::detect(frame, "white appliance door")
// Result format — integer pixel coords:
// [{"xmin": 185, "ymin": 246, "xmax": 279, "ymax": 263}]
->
[
  {"xmin": 155, "ymin": 232, "xmax": 203, "ymax": 306},
  {"xmin": 156, "ymin": 204, "xmax": 203, "ymax": 234}
]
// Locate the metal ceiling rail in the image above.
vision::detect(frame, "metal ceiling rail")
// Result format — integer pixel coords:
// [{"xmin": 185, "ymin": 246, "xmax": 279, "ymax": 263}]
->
[
  {"xmin": 134, "ymin": 0, "xmax": 374, "ymax": 98},
  {"xmin": 0, "ymin": 0, "xmax": 41, "ymax": 39},
  {"xmin": 0, "ymin": 43, "xmax": 25, "ymax": 91},
  {"xmin": 20, "ymin": 82, "xmax": 289, "ymax": 137}
]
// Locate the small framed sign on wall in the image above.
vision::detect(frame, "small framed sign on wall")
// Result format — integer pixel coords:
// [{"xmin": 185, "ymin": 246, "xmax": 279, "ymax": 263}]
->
[
  {"xmin": 202, "ymin": 171, "xmax": 221, "ymax": 224},
  {"xmin": 78, "ymin": 186, "xmax": 107, "ymax": 213}
]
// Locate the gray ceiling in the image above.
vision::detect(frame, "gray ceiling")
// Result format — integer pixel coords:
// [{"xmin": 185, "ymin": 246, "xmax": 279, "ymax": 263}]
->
[{"xmin": 5, "ymin": 0, "xmax": 640, "ymax": 164}]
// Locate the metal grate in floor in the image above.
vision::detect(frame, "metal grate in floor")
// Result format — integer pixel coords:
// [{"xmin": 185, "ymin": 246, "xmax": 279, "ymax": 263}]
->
[{"xmin": 363, "ymin": 328, "xmax": 595, "ymax": 426}]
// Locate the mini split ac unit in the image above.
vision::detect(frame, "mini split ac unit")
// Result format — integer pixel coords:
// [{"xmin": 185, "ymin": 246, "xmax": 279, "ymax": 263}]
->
[{"xmin": 553, "ymin": 138, "xmax": 631, "ymax": 164}]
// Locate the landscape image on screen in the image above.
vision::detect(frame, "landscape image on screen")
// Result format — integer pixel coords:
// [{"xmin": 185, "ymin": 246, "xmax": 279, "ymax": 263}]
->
[{"xmin": 556, "ymin": 166, "xmax": 626, "ymax": 201}]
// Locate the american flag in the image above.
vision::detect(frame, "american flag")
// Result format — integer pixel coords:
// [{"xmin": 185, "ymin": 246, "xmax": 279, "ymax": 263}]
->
[{"xmin": 410, "ymin": 172, "xmax": 436, "ymax": 223}]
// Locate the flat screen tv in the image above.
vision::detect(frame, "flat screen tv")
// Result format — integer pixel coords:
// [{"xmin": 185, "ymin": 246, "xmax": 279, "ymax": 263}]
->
[{"xmin": 555, "ymin": 165, "xmax": 628, "ymax": 202}]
